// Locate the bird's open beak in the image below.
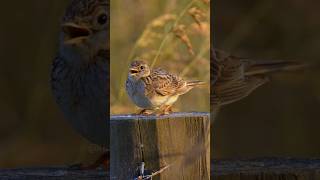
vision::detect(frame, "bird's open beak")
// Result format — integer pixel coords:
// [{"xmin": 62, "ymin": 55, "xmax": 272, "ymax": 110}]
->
[
  {"xmin": 62, "ymin": 22, "xmax": 91, "ymax": 44},
  {"xmin": 129, "ymin": 68, "xmax": 139, "ymax": 74}
]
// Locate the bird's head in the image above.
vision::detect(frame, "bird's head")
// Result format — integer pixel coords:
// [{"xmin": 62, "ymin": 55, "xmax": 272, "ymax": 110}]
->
[
  {"xmin": 59, "ymin": 0, "xmax": 109, "ymax": 66},
  {"xmin": 128, "ymin": 60, "xmax": 151, "ymax": 80}
]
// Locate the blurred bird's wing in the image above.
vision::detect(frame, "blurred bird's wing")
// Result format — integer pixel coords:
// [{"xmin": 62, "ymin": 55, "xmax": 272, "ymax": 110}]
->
[
  {"xmin": 212, "ymin": 48, "xmax": 306, "ymax": 105},
  {"xmin": 212, "ymin": 48, "xmax": 305, "ymax": 84},
  {"xmin": 212, "ymin": 75, "xmax": 269, "ymax": 106},
  {"xmin": 212, "ymin": 48, "xmax": 247, "ymax": 86},
  {"xmin": 148, "ymin": 68, "xmax": 186, "ymax": 96},
  {"xmin": 211, "ymin": 48, "xmax": 219, "ymax": 85}
]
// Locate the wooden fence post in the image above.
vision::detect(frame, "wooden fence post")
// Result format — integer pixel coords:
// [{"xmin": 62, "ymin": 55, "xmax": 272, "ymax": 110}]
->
[{"xmin": 110, "ymin": 112, "xmax": 210, "ymax": 180}]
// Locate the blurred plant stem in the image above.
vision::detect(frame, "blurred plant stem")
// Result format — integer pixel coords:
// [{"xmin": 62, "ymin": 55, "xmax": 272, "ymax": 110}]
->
[
  {"xmin": 180, "ymin": 39, "xmax": 210, "ymax": 77},
  {"xmin": 116, "ymin": 0, "xmax": 198, "ymax": 103},
  {"xmin": 150, "ymin": 0, "xmax": 197, "ymax": 68}
]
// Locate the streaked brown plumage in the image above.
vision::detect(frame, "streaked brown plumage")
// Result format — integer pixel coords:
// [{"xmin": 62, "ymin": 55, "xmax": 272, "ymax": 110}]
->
[
  {"xmin": 211, "ymin": 48, "xmax": 305, "ymax": 107},
  {"xmin": 51, "ymin": 0, "xmax": 109, "ymax": 169},
  {"xmin": 126, "ymin": 60, "xmax": 205, "ymax": 115}
]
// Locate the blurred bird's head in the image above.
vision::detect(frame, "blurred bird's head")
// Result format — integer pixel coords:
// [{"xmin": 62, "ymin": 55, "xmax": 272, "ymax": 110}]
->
[
  {"xmin": 128, "ymin": 60, "xmax": 151, "ymax": 80},
  {"xmin": 59, "ymin": 0, "xmax": 109, "ymax": 66}
]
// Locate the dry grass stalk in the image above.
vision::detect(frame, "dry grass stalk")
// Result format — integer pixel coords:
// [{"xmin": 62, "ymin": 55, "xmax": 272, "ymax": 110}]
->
[
  {"xmin": 137, "ymin": 14, "xmax": 177, "ymax": 48},
  {"xmin": 201, "ymin": 0, "xmax": 210, "ymax": 4},
  {"xmin": 113, "ymin": 0, "xmax": 210, "ymax": 114},
  {"xmin": 188, "ymin": 6, "xmax": 207, "ymax": 29},
  {"xmin": 173, "ymin": 25, "xmax": 195, "ymax": 56},
  {"xmin": 189, "ymin": 22, "xmax": 210, "ymax": 36}
]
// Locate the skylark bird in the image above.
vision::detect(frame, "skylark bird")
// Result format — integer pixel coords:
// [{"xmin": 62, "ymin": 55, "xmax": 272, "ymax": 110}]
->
[
  {"xmin": 126, "ymin": 60, "xmax": 205, "ymax": 115},
  {"xmin": 211, "ymin": 48, "xmax": 305, "ymax": 115},
  {"xmin": 51, "ymin": 0, "xmax": 109, "ymax": 169}
]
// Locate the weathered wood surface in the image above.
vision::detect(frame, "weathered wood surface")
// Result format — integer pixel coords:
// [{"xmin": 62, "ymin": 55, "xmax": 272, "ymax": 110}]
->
[
  {"xmin": 2, "ymin": 158, "xmax": 320, "ymax": 179},
  {"xmin": 212, "ymin": 158, "xmax": 320, "ymax": 180},
  {"xmin": 110, "ymin": 112, "xmax": 210, "ymax": 180}
]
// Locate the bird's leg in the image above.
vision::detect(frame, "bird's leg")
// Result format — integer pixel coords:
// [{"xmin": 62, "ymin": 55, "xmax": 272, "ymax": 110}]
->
[
  {"xmin": 138, "ymin": 109, "xmax": 147, "ymax": 114},
  {"xmin": 166, "ymin": 105, "xmax": 173, "ymax": 113},
  {"xmin": 70, "ymin": 151, "xmax": 109, "ymax": 171},
  {"xmin": 158, "ymin": 105, "xmax": 173, "ymax": 115}
]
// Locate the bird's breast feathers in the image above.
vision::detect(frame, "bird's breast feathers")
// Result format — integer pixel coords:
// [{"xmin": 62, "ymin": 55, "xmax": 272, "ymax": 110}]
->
[
  {"xmin": 126, "ymin": 77, "xmax": 180, "ymax": 109},
  {"xmin": 126, "ymin": 78, "xmax": 153, "ymax": 109}
]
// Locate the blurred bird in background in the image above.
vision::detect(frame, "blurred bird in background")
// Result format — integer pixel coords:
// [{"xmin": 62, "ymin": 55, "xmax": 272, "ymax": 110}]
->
[
  {"xmin": 51, "ymin": 0, "xmax": 109, "ymax": 170},
  {"xmin": 211, "ymin": 48, "xmax": 306, "ymax": 122}
]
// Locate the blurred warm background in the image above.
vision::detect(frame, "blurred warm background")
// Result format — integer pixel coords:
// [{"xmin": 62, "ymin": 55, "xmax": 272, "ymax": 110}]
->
[
  {"xmin": 0, "ymin": 0, "xmax": 209, "ymax": 169},
  {"xmin": 2, "ymin": 0, "xmax": 319, "ymax": 170},
  {"xmin": 213, "ymin": 0, "xmax": 320, "ymax": 159},
  {"xmin": 0, "ymin": 1, "xmax": 101, "ymax": 168},
  {"xmin": 110, "ymin": 0, "xmax": 210, "ymax": 114}
]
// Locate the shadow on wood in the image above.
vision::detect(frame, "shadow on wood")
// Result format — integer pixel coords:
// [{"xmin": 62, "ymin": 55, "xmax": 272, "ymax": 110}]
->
[
  {"xmin": 0, "ymin": 167, "xmax": 107, "ymax": 180},
  {"xmin": 2, "ymin": 158, "xmax": 320, "ymax": 179},
  {"xmin": 212, "ymin": 158, "xmax": 320, "ymax": 180},
  {"xmin": 110, "ymin": 112, "xmax": 210, "ymax": 180}
]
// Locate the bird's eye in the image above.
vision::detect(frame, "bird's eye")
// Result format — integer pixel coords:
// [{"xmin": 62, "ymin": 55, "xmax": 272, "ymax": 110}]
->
[
  {"xmin": 140, "ymin": 66, "xmax": 144, "ymax": 70},
  {"xmin": 97, "ymin": 14, "xmax": 107, "ymax": 25}
]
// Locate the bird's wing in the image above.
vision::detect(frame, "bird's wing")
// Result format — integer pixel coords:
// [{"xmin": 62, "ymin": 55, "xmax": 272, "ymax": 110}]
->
[
  {"xmin": 211, "ymin": 75, "xmax": 269, "ymax": 106},
  {"xmin": 149, "ymin": 68, "xmax": 186, "ymax": 96},
  {"xmin": 212, "ymin": 48, "xmax": 306, "ymax": 106},
  {"xmin": 212, "ymin": 49, "xmax": 247, "ymax": 86},
  {"xmin": 211, "ymin": 48, "xmax": 220, "ymax": 85}
]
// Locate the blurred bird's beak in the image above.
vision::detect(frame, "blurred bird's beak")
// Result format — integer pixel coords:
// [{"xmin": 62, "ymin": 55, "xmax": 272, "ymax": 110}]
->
[
  {"xmin": 129, "ymin": 68, "xmax": 139, "ymax": 74},
  {"xmin": 62, "ymin": 22, "xmax": 91, "ymax": 44}
]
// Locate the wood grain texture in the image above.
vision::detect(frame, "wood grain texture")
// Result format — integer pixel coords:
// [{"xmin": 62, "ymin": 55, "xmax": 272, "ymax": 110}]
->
[{"xmin": 110, "ymin": 112, "xmax": 210, "ymax": 180}]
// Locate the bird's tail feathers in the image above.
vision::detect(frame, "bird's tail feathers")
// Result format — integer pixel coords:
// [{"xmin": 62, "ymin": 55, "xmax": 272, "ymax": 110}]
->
[
  {"xmin": 245, "ymin": 60, "xmax": 307, "ymax": 76},
  {"xmin": 186, "ymin": 80, "xmax": 206, "ymax": 87}
]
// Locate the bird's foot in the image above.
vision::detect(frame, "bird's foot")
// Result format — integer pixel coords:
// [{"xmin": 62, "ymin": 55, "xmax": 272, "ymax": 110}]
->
[
  {"xmin": 156, "ymin": 111, "xmax": 169, "ymax": 116},
  {"xmin": 68, "ymin": 151, "xmax": 109, "ymax": 171},
  {"xmin": 136, "ymin": 109, "xmax": 153, "ymax": 115},
  {"xmin": 166, "ymin": 106, "xmax": 173, "ymax": 113},
  {"xmin": 157, "ymin": 105, "xmax": 173, "ymax": 116}
]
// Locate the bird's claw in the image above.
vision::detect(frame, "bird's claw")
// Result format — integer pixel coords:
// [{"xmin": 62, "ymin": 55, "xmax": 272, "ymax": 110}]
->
[{"xmin": 136, "ymin": 109, "xmax": 153, "ymax": 116}]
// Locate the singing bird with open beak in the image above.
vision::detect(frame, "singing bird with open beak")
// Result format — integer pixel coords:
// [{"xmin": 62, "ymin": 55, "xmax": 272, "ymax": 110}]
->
[
  {"xmin": 126, "ymin": 60, "xmax": 205, "ymax": 115},
  {"xmin": 51, "ymin": 0, "xmax": 109, "ymax": 169}
]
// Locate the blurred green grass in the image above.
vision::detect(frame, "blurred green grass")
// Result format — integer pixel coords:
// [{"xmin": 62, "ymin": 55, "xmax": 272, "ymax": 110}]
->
[{"xmin": 110, "ymin": 0, "xmax": 210, "ymax": 114}]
